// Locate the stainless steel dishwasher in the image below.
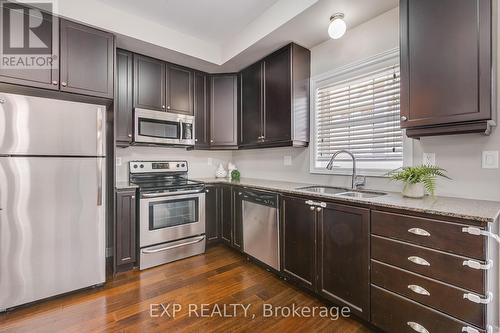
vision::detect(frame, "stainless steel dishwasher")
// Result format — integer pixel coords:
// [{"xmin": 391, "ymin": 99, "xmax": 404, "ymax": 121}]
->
[{"xmin": 241, "ymin": 189, "xmax": 280, "ymax": 270}]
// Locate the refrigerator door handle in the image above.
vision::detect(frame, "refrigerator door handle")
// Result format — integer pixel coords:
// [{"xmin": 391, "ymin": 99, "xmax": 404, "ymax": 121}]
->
[
  {"xmin": 96, "ymin": 107, "xmax": 105, "ymax": 156},
  {"xmin": 97, "ymin": 158, "xmax": 103, "ymax": 206}
]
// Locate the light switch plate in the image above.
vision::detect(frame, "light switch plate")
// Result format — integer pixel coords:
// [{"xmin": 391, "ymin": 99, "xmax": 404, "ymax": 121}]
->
[
  {"xmin": 482, "ymin": 151, "xmax": 499, "ymax": 169},
  {"xmin": 284, "ymin": 155, "xmax": 292, "ymax": 166},
  {"xmin": 423, "ymin": 153, "xmax": 436, "ymax": 166},
  {"xmin": 116, "ymin": 157, "xmax": 122, "ymax": 166}
]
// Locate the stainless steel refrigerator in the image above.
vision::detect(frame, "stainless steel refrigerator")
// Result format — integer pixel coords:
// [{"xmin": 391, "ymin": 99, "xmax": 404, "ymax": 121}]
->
[{"xmin": 0, "ymin": 92, "xmax": 106, "ymax": 311}]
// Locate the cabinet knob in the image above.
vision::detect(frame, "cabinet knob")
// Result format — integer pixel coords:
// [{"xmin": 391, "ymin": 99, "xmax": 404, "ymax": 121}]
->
[
  {"xmin": 52, "ymin": 80, "xmax": 58, "ymax": 85},
  {"xmin": 401, "ymin": 116, "xmax": 408, "ymax": 122},
  {"xmin": 61, "ymin": 82, "xmax": 67, "ymax": 87},
  {"xmin": 205, "ymin": 189, "xmax": 210, "ymax": 193},
  {"xmin": 195, "ymin": 138, "xmax": 198, "ymax": 142},
  {"xmin": 131, "ymin": 195, "xmax": 135, "ymax": 199},
  {"xmin": 128, "ymin": 134, "xmax": 132, "ymax": 138},
  {"xmin": 316, "ymin": 207, "xmax": 322, "ymax": 212},
  {"xmin": 210, "ymin": 139, "xmax": 214, "ymax": 143},
  {"xmin": 162, "ymin": 105, "xmax": 166, "ymax": 109},
  {"xmin": 309, "ymin": 206, "xmax": 315, "ymax": 211},
  {"xmin": 167, "ymin": 106, "xmax": 171, "ymax": 110}
]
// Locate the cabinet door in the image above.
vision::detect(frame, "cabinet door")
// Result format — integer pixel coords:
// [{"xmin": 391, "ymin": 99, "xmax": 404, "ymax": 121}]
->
[
  {"xmin": 0, "ymin": 3, "xmax": 59, "ymax": 90},
  {"xmin": 167, "ymin": 65, "xmax": 193, "ymax": 115},
  {"xmin": 210, "ymin": 75, "xmax": 238, "ymax": 147},
  {"xmin": 205, "ymin": 185, "xmax": 219, "ymax": 245},
  {"xmin": 60, "ymin": 20, "xmax": 114, "ymax": 98},
  {"xmin": 232, "ymin": 188, "xmax": 243, "ymax": 251},
  {"xmin": 263, "ymin": 47, "xmax": 292, "ymax": 143},
  {"xmin": 116, "ymin": 50, "xmax": 133, "ymax": 145},
  {"xmin": 220, "ymin": 185, "xmax": 233, "ymax": 244},
  {"xmin": 194, "ymin": 72, "xmax": 210, "ymax": 147},
  {"xmin": 282, "ymin": 196, "xmax": 316, "ymax": 291},
  {"xmin": 400, "ymin": 0, "xmax": 491, "ymax": 127},
  {"xmin": 133, "ymin": 55, "xmax": 165, "ymax": 111},
  {"xmin": 318, "ymin": 203, "xmax": 370, "ymax": 320},
  {"xmin": 115, "ymin": 190, "xmax": 137, "ymax": 271},
  {"xmin": 240, "ymin": 62, "xmax": 263, "ymax": 146}
]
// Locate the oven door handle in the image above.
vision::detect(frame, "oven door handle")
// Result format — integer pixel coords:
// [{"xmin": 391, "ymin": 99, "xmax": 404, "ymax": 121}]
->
[
  {"xmin": 142, "ymin": 236, "xmax": 205, "ymax": 254},
  {"xmin": 141, "ymin": 189, "xmax": 203, "ymax": 198}
]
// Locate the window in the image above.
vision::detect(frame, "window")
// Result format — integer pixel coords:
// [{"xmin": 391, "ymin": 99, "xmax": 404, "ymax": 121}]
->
[{"xmin": 311, "ymin": 50, "xmax": 409, "ymax": 175}]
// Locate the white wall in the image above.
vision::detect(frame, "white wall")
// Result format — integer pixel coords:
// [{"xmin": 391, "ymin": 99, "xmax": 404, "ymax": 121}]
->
[
  {"xmin": 115, "ymin": 147, "xmax": 232, "ymax": 182},
  {"xmin": 233, "ymin": 6, "xmax": 500, "ymax": 201}
]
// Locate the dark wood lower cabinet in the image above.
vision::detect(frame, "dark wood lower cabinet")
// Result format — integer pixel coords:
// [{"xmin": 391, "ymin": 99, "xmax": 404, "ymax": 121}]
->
[
  {"xmin": 220, "ymin": 185, "xmax": 233, "ymax": 244},
  {"xmin": 205, "ymin": 185, "xmax": 220, "ymax": 246},
  {"xmin": 317, "ymin": 203, "xmax": 370, "ymax": 320},
  {"xmin": 232, "ymin": 188, "xmax": 243, "ymax": 250},
  {"xmin": 281, "ymin": 196, "xmax": 316, "ymax": 291},
  {"xmin": 114, "ymin": 189, "xmax": 137, "ymax": 272}
]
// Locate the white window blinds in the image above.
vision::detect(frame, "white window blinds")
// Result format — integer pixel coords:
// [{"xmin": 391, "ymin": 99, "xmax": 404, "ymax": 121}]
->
[{"xmin": 315, "ymin": 65, "xmax": 402, "ymax": 165}]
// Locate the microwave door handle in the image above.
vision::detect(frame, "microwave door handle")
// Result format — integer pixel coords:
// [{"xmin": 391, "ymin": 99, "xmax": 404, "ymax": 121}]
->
[{"xmin": 179, "ymin": 119, "xmax": 184, "ymax": 140}]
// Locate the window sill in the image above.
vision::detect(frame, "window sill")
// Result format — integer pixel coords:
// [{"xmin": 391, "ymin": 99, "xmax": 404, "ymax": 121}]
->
[{"xmin": 310, "ymin": 167, "xmax": 392, "ymax": 178}]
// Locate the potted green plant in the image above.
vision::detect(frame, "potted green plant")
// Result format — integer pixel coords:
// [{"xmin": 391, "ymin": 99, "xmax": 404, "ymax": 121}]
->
[{"xmin": 387, "ymin": 165, "xmax": 450, "ymax": 198}]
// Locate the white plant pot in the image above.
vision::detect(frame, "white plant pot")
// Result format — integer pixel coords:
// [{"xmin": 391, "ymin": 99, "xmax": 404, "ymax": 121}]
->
[{"xmin": 402, "ymin": 183, "xmax": 425, "ymax": 198}]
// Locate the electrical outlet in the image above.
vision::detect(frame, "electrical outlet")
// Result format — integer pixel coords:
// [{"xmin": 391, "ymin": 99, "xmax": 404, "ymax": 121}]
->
[
  {"xmin": 284, "ymin": 155, "xmax": 292, "ymax": 166},
  {"xmin": 207, "ymin": 158, "xmax": 213, "ymax": 166},
  {"xmin": 482, "ymin": 151, "xmax": 499, "ymax": 169},
  {"xmin": 422, "ymin": 153, "xmax": 436, "ymax": 166},
  {"xmin": 116, "ymin": 157, "xmax": 122, "ymax": 166}
]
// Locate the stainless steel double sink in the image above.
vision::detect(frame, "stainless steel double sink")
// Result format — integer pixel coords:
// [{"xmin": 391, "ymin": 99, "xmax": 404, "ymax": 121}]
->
[{"xmin": 295, "ymin": 185, "xmax": 387, "ymax": 199}]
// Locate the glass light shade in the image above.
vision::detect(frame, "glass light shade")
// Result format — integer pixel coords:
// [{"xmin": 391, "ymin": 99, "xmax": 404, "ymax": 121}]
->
[{"xmin": 328, "ymin": 16, "xmax": 347, "ymax": 39}]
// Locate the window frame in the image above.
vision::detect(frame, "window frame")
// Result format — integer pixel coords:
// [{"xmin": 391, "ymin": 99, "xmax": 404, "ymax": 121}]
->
[{"xmin": 310, "ymin": 48, "xmax": 413, "ymax": 177}]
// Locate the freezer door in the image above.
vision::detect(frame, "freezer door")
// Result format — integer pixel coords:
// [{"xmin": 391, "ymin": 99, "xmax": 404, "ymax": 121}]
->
[
  {"xmin": 0, "ymin": 157, "xmax": 106, "ymax": 310},
  {"xmin": 0, "ymin": 93, "xmax": 106, "ymax": 156}
]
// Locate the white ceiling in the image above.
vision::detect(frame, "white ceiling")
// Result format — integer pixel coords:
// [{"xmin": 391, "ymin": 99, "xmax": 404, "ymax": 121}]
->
[
  {"xmin": 97, "ymin": 0, "xmax": 281, "ymax": 45},
  {"xmin": 44, "ymin": 0, "xmax": 398, "ymax": 72}
]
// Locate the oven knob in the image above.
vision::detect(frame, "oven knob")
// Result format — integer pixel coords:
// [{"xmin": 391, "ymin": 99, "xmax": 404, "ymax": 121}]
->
[
  {"xmin": 133, "ymin": 164, "xmax": 138, "ymax": 169},
  {"xmin": 176, "ymin": 163, "xmax": 180, "ymax": 168},
  {"xmin": 181, "ymin": 163, "xmax": 185, "ymax": 167},
  {"xmin": 140, "ymin": 164, "xmax": 144, "ymax": 169}
]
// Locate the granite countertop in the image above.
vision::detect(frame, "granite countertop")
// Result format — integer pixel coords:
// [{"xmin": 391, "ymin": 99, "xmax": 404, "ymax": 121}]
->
[
  {"xmin": 115, "ymin": 181, "xmax": 139, "ymax": 190},
  {"xmin": 196, "ymin": 177, "xmax": 500, "ymax": 224}
]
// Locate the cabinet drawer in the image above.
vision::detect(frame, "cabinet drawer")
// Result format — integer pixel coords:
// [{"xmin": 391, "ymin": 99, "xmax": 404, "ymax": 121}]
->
[
  {"xmin": 371, "ymin": 236, "xmax": 485, "ymax": 294},
  {"xmin": 371, "ymin": 260, "xmax": 485, "ymax": 328},
  {"xmin": 371, "ymin": 210, "xmax": 485, "ymax": 260},
  {"xmin": 371, "ymin": 285, "xmax": 485, "ymax": 333}
]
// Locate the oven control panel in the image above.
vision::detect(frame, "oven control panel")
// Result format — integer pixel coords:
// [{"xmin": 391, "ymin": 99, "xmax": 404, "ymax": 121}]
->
[{"xmin": 129, "ymin": 161, "xmax": 188, "ymax": 173}]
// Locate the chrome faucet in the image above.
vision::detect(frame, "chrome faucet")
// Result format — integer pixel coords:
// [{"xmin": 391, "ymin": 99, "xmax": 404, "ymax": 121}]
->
[{"xmin": 326, "ymin": 150, "xmax": 366, "ymax": 190}]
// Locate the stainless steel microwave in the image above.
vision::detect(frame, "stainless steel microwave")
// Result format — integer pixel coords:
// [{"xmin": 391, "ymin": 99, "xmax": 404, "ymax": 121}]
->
[{"xmin": 134, "ymin": 108, "xmax": 195, "ymax": 146}]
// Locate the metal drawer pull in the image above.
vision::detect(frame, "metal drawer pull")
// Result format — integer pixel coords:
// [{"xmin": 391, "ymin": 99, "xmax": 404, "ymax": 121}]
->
[
  {"xmin": 462, "ymin": 226, "xmax": 500, "ymax": 243},
  {"xmin": 463, "ymin": 259, "xmax": 493, "ymax": 270},
  {"xmin": 142, "ymin": 236, "xmax": 205, "ymax": 254},
  {"xmin": 304, "ymin": 200, "xmax": 327, "ymax": 208},
  {"xmin": 408, "ymin": 256, "xmax": 430, "ymax": 266},
  {"xmin": 463, "ymin": 292, "xmax": 493, "ymax": 304},
  {"xmin": 408, "ymin": 228, "xmax": 431, "ymax": 237},
  {"xmin": 408, "ymin": 284, "xmax": 430, "ymax": 296},
  {"xmin": 462, "ymin": 326, "xmax": 480, "ymax": 333},
  {"xmin": 407, "ymin": 322, "xmax": 429, "ymax": 333},
  {"xmin": 305, "ymin": 200, "xmax": 315, "ymax": 206}
]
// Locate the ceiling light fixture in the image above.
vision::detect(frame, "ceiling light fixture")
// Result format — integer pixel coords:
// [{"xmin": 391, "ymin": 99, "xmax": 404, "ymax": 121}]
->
[{"xmin": 328, "ymin": 13, "xmax": 347, "ymax": 39}]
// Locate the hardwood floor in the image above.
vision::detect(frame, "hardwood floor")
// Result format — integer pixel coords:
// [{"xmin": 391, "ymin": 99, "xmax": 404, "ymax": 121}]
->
[{"xmin": 0, "ymin": 245, "xmax": 375, "ymax": 333}]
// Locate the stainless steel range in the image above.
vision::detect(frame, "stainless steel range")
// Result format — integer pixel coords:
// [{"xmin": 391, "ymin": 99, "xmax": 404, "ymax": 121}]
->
[{"xmin": 129, "ymin": 161, "xmax": 205, "ymax": 270}]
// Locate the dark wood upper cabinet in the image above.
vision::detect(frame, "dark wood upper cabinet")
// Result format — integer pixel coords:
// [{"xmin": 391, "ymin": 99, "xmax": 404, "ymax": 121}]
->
[
  {"xmin": 239, "ymin": 43, "xmax": 310, "ymax": 148},
  {"xmin": 133, "ymin": 54, "xmax": 165, "ymax": 111},
  {"xmin": 114, "ymin": 189, "xmax": 137, "ymax": 272},
  {"xmin": 166, "ymin": 64, "xmax": 193, "ymax": 115},
  {"xmin": 194, "ymin": 72, "xmax": 210, "ymax": 148},
  {"xmin": 317, "ymin": 203, "xmax": 370, "ymax": 320},
  {"xmin": 210, "ymin": 74, "xmax": 238, "ymax": 148},
  {"xmin": 240, "ymin": 62, "xmax": 263, "ymax": 145},
  {"xmin": 60, "ymin": 19, "xmax": 114, "ymax": 98},
  {"xmin": 116, "ymin": 49, "xmax": 133, "ymax": 146},
  {"xmin": 281, "ymin": 195, "xmax": 316, "ymax": 291},
  {"xmin": 400, "ymin": 0, "xmax": 492, "ymax": 138},
  {"xmin": 0, "ymin": 4, "xmax": 59, "ymax": 90},
  {"xmin": 205, "ymin": 185, "xmax": 220, "ymax": 246}
]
